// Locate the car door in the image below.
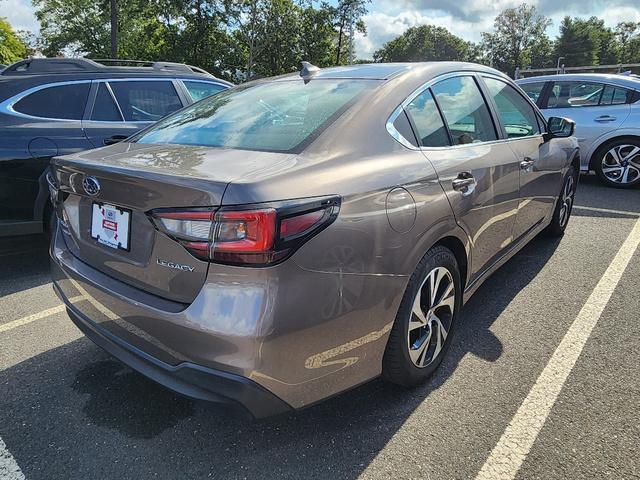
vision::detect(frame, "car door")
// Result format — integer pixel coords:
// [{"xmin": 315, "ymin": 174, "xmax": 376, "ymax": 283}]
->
[
  {"xmin": 406, "ymin": 74, "xmax": 521, "ymax": 282},
  {"xmin": 0, "ymin": 81, "xmax": 93, "ymax": 227},
  {"xmin": 544, "ymin": 80, "xmax": 631, "ymax": 156},
  {"xmin": 482, "ymin": 75, "xmax": 561, "ymax": 241},
  {"xmin": 83, "ymin": 79, "xmax": 185, "ymax": 148}
]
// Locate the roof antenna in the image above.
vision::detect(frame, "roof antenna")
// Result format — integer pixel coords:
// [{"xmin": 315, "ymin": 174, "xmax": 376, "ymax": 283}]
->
[{"xmin": 300, "ymin": 61, "xmax": 320, "ymax": 79}]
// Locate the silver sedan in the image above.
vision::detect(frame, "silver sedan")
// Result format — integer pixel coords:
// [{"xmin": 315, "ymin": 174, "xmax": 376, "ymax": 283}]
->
[{"xmin": 518, "ymin": 73, "xmax": 640, "ymax": 188}]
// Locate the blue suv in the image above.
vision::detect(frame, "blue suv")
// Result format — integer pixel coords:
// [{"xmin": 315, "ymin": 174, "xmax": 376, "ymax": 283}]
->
[{"xmin": 0, "ymin": 58, "xmax": 231, "ymax": 236}]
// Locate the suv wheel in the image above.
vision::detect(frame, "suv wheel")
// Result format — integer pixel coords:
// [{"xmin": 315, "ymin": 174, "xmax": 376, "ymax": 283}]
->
[
  {"xmin": 594, "ymin": 138, "xmax": 640, "ymax": 188},
  {"xmin": 383, "ymin": 246, "xmax": 461, "ymax": 387}
]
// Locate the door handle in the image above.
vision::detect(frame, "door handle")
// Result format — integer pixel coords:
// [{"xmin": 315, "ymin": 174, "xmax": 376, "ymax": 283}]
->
[
  {"xmin": 520, "ymin": 157, "xmax": 535, "ymax": 171},
  {"xmin": 594, "ymin": 115, "xmax": 617, "ymax": 122},
  {"xmin": 452, "ymin": 172, "xmax": 476, "ymax": 195},
  {"xmin": 103, "ymin": 135, "xmax": 129, "ymax": 146}
]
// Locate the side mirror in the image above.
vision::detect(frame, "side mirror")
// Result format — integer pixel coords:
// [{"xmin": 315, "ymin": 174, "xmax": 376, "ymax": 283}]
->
[{"xmin": 545, "ymin": 116, "xmax": 575, "ymax": 141}]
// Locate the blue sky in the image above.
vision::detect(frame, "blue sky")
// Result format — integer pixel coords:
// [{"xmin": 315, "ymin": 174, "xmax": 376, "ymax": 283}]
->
[{"xmin": 2, "ymin": 0, "xmax": 639, "ymax": 58}]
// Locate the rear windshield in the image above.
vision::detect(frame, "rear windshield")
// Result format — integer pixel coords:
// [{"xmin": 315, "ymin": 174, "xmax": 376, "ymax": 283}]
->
[{"xmin": 134, "ymin": 79, "xmax": 376, "ymax": 152}]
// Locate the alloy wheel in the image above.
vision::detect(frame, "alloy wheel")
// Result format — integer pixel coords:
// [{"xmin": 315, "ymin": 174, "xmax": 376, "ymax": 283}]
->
[
  {"xmin": 558, "ymin": 174, "xmax": 575, "ymax": 228},
  {"xmin": 601, "ymin": 144, "xmax": 640, "ymax": 184},
  {"xmin": 407, "ymin": 266, "xmax": 455, "ymax": 368}
]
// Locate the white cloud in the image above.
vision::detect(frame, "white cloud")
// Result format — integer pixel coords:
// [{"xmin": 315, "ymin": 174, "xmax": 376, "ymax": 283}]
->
[
  {"xmin": 354, "ymin": 9, "xmax": 494, "ymax": 59},
  {"xmin": 0, "ymin": 0, "xmax": 39, "ymax": 33},
  {"xmin": 355, "ymin": 0, "xmax": 640, "ymax": 58}
]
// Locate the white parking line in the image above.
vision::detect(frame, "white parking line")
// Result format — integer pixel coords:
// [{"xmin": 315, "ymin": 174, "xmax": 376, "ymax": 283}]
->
[
  {"xmin": 573, "ymin": 205, "xmax": 640, "ymax": 217},
  {"xmin": 0, "ymin": 436, "xmax": 25, "ymax": 480},
  {"xmin": 475, "ymin": 216, "xmax": 640, "ymax": 480},
  {"xmin": 0, "ymin": 296, "xmax": 84, "ymax": 334}
]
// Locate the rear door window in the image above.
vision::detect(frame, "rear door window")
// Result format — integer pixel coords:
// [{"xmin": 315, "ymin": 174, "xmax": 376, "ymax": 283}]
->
[
  {"xmin": 90, "ymin": 83, "xmax": 122, "ymax": 121},
  {"xmin": 109, "ymin": 81, "xmax": 183, "ymax": 122},
  {"xmin": 600, "ymin": 85, "xmax": 631, "ymax": 105},
  {"xmin": 183, "ymin": 81, "xmax": 227, "ymax": 101},
  {"xmin": 431, "ymin": 76, "xmax": 497, "ymax": 145},
  {"xmin": 405, "ymin": 89, "xmax": 450, "ymax": 147},
  {"xmin": 548, "ymin": 81, "xmax": 603, "ymax": 108},
  {"xmin": 484, "ymin": 77, "xmax": 541, "ymax": 139},
  {"xmin": 14, "ymin": 83, "xmax": 90, "ymax": 120}
]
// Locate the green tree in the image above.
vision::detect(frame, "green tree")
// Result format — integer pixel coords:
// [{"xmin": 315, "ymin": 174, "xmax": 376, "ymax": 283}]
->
[
  {"xmin": 0, "ymin": 17, "xmax": 28, "ymax": 64},
  {"xmin": 373, "ymin": 25, "xmax": 474, "ymax": 63},
  {"xmin": 481, "ymin": 4, "xmax": 551, "ymax": 76},
  {"xmin": 554, "ymin": 16, "xmax": 620, "ymax": 67},
  {"xmin": 616, "ymin": 21, "xmax": 640, "ymax": 63},
  {"xmin": 334, "ymin": 0, "xmax": 368, "ymax": 64}
]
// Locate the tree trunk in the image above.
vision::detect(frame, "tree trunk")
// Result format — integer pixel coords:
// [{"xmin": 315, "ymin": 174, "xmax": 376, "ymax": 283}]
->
[
  {"xmin": 110, "ymin": 0, "xmax": 118, "ymax": 58},
  {"xmin": 336, "ymin": 19, "xmax": 345, "ymax": 64}
]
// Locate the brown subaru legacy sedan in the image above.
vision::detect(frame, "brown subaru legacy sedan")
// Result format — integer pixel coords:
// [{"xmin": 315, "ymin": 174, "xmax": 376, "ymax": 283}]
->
[{"xmin": 49, "ymin": 62, "xmax": 579, "ymax": 417}]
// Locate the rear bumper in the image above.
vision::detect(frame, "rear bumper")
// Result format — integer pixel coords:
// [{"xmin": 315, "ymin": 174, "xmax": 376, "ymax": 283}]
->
[
  {"xmin": 55, "ymin": 283, "xmax": 292, "ymax": 418},
  {"xmin": 51, "ymin": 218, "xmax": 406, "ymax": 411}
]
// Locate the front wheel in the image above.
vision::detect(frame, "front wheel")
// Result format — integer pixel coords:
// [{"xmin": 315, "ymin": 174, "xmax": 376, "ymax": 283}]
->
[
  {"xmin": 594, "ymin": 138, "xmax": 640, "ymax": 188},
  {"xmin": 382, "ymin": 246, "xmax": 461, "ymax": 387},
  {"xmin": 544, "ymin": 166, "xmax": 576, "ymax": 237}
]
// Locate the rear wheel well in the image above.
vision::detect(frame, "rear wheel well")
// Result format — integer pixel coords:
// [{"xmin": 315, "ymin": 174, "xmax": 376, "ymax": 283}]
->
[
  {"xmin": 589, "ymin": 135, "xmax": 640, "ymax": 170},
  {"xmin": 434, "ymin": 236, "xmax": 468, "ymax": 291}
]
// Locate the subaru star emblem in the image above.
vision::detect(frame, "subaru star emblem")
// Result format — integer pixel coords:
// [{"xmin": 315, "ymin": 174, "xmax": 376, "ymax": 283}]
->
[{"xmin": 83, "ymin": 176, "xmax": 100, "ymax": 196}]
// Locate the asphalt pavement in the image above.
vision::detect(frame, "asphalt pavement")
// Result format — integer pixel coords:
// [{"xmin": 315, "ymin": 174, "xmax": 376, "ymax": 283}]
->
[{"xmin": 1, "ymin": 174, "xmax": 639, "ymax": 480}]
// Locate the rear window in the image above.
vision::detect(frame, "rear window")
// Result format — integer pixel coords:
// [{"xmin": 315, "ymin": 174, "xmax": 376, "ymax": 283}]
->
[
  {"xmin": 135, "ymin": 79, "xmax": 375, "ymax": 152},
  {"xmin": 14, "ymin": 83, "xmax": 90, "ymax": 120},
  {"xmin": 183, "ymin": 81, "xmax": 227, "ymax": 101}
]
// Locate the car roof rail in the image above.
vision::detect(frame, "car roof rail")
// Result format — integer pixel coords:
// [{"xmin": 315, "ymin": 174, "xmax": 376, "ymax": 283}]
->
[
  {"xmin": 1, "ymin": 57, "xmax": 213, "ymax": 77},
  {"xmin": 1, "ymin": 58, "xmax": 105, "ymax": 75},
  {"xmin": 92, "ymin": 59, "xmax": 212, "ymax": 76}
]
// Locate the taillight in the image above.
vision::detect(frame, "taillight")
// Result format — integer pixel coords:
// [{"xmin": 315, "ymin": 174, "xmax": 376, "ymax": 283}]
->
[{"xmin": 149, "ymin": 196, "xmax": 340, "ymax": 266}]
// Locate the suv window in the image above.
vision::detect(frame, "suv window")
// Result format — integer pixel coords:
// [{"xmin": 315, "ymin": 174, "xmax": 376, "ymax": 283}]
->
[
  {"xmin": 519, "ymin": 82, "xmax": 546, "ymax": 103},
  {"xmin": 484, "ymin": 77, "xmax": 541, "ymax": 139},
  {"xmin": 14, "ymin": 83, "xmax": 90, "ymax": 120},
  {"xmin": 600, "ymin": 84, "xmax": 631, "ymax": 105},
  {"xmin": 405, "ymin": 89, "xmax": 449, "ymax": 147},
  {"xmin": 184, "ymin": 81, "xmax": 226, "ymax": 101},
  {"xmin": 109, "ymin": 81, "xmax": 182, "ymax": 122},
  {"xmin": 91, "ymin": 83, "xmax": 122, "ymax": 121},
  {"xmin": 431, "ymin": 76, "xmax": 497, "ymax": 145},
  {"xmin": 548, "ymin": 81, "xmax": 603, "ymax": 108}
]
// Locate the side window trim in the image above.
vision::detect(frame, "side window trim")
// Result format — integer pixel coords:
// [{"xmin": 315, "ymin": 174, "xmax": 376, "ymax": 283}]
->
[
  {"xmin": 400, "ymin": 85, "xmax": 452, "ymax": 147},
  {"xmin": 476, "ymin": 74, "xmax": 507, "ymax": 140},
  {"xmin": 0, "ymin": 80, "xmax": 92, "ymax": 121},
  {"xmin": 104, "ymin": 82, "xmax": 126, "ymax": 121},
  {"xmin": 86, "ymin": 80, "xmax": 125, "ymax": 122},
  {"xmin": 398, "ymin": 109, "xmax": 421, "ymax": 148},
  {"xmin": 421, "ymin": 87, "xmax": 453, "ymax": 146}
]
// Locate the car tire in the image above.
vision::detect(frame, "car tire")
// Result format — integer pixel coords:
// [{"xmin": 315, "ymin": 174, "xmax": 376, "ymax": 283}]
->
[
  {"xmin": 382, "ymin": 245, "xmax": 462, "ymax": 387},
  {"xmin": 544, "ymin": 166, "xmax": 577, "ymax": 237},
  {"xmin": 594, "ymin": 137, "xmax": 640, "ymax": 188}
]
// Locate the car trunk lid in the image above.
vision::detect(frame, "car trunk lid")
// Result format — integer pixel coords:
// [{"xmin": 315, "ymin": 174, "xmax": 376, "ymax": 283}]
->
[{"xmin": 51, "ymin": 142, "xmax": 296, "ymax": 303}]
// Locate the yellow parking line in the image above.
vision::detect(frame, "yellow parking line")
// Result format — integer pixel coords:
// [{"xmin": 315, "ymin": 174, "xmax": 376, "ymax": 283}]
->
[{"xmin": 0, "ymin": 295, "xmax": 84, "ymax": 334}]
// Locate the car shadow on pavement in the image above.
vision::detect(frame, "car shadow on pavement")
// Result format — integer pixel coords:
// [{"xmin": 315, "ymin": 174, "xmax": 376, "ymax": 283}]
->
[
  {"xmin": 0, "ymin": 234, "xmax": 52, "ymax": 297},
  {"xmin": 0, "ymin": 235, "xmax": 561, "ymax": 480}
]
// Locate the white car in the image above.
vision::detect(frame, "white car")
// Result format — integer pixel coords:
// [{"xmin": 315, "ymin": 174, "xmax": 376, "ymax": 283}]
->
[{"xmin": 517, "ymin": 73, "xmax": 640, "ymax": 188}]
